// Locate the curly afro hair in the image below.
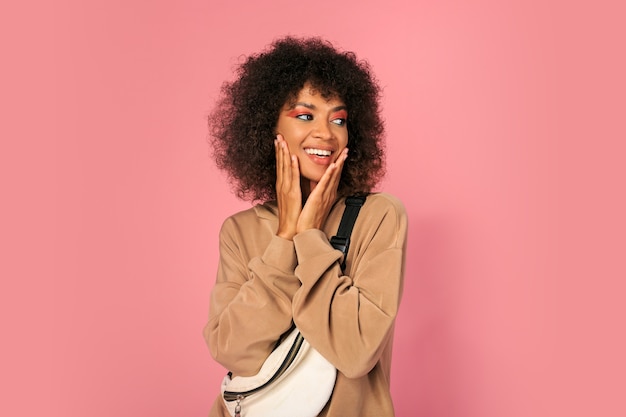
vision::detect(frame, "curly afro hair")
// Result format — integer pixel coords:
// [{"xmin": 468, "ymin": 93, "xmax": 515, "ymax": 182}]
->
[{"xmin": 208, "ymin": 36, "xmax": 385, "ymax": 202}]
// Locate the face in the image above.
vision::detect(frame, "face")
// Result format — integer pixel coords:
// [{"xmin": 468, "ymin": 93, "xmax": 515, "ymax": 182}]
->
[{"xmin": 275, "ymin": 84, "xmax": 349, "ymax": 184}]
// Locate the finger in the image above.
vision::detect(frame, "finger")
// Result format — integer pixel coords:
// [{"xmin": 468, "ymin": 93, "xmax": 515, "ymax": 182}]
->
[
  {"xmin": 280, "ymin": 138, "xmax": 292, "ymax": 190},
  {"xmin": 275, "ymin": 136, "xmax": 283, "ymax": 188},
  {"xmin": 333, "ymin": 146, "xmax": 348, "ymax": 164},
  {"xmin": 276, "ymin": 134, "xmax": 289, "ymax": 191},
  {"xmin": 328, "ymin": 148, "xmax": 348, "ymax": 192},
  {"xmin": 290, "ymin": 154, "xmax": 300, "ymax": 191},
  {"xmin": 318, "ymin": 148, "xmax": 347, "ymax": 195}
]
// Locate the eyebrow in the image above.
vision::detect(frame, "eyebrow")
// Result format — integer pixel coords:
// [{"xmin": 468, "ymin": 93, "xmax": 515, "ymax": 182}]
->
[{"xmin": 291, "ymin": 102, "xmax": 348, "ymax": 112}]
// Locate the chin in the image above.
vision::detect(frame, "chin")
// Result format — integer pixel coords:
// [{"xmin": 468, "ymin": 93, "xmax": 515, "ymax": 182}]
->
[
  {"xmin": 299, "ymin": 166, "xmax": 323, "ymax": 181},
  {"xmin": 301, "ymin": 173, "xmax": 324, "ymax": 184}
]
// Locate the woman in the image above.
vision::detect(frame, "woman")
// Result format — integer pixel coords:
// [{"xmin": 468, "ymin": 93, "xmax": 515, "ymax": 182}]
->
[{"xmin": 204, "ymin": 37, "xmax": 408, "ymax": 416}]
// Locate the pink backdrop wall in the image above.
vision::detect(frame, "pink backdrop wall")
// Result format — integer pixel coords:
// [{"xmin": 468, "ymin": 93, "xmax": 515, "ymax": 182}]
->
[{"xmin": 3, "ymin": 0, "xmax": 625, "ymax": 416}]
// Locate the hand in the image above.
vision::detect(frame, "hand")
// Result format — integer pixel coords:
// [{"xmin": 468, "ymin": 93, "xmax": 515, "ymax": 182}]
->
[
  {"xmin": 274, "ymin": 135, "xmax": 301, "ymax": 240},
  {"xmin": 297, "ymin": 148, "xmax": 349, "ymax": 233}
]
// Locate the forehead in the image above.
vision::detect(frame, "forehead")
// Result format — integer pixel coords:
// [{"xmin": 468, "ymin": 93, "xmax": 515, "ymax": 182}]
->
[{"xmin": 285, "ymin": 85, "xmax": 345, "ymax": 109}]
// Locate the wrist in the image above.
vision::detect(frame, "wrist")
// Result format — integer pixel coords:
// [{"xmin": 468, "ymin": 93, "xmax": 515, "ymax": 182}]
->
[{"xmin": 276, "ymin": 229, "xmax": 295, "ymax": 241}]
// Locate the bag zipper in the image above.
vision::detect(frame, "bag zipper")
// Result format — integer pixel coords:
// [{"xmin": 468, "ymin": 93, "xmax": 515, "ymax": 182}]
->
[{"xmin": 223, "ymin": 331, "xmax": 305, "ymax": 402}]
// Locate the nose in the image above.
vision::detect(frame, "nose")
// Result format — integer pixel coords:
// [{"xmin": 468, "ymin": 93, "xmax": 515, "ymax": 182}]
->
[{"xmin": 312, "ymin": 120, "xmax": 333, "ymax": 140}]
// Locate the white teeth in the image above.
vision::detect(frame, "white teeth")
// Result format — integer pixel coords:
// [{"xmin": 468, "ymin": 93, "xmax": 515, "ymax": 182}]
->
[{"xmin": 305, "ymin": 148, "xmax": 332, "ymax": 157}]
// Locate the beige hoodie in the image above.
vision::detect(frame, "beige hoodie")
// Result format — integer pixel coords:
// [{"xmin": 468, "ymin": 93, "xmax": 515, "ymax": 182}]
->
[{"xmin": 204, "ymin": 193, "xmax": 408, "ymax": 417}]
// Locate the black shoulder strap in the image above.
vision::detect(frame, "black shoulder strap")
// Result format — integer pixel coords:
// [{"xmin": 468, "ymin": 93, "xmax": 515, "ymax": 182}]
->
[{"xmin": 330, "ymin": 195, "xmax": 367, "ymax": 271}]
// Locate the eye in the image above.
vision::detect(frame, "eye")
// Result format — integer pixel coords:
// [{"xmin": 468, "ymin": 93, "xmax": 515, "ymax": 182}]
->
[
  {"xmin": 296, "ymin": 114, "xmax": 313, "ymax": 121},
  {"xmin": 331, "ymin": 118, "xmax": 346, "ymax": 126}
]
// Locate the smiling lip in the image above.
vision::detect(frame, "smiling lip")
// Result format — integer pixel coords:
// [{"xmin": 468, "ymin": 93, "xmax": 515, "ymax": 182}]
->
[{"xmin": 304, "ymin": 147, "xmax": 334, "ymax": 165}]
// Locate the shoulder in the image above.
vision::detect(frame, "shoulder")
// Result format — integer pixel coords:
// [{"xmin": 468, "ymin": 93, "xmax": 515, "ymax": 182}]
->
[
  {"xmin": 362, "ymin": 192, "xmax": 406, "ymax": 214},
  {"xmin": 360, "ymin": 193, "xmax": 408, "ymax": 244},
  {"xmin": 344, "ymin": 192, "xmax": 407, "ymax": 237},
  {"xmin": 346, "ymin": 193, "xmax": 408, "ymax": 256},
  {"xmin": 220, "ymin": 201, "xmax": 278, "ymax": 236},
  {"xmin": 360, "ymin": 193, "xmax": 407, "ymax": 227}
]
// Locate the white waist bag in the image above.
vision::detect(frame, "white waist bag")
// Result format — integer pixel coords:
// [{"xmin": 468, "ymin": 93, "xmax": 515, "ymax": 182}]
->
[{"xmin": 221, "ymin": 328, "xmax": 336, "ymax": 417}]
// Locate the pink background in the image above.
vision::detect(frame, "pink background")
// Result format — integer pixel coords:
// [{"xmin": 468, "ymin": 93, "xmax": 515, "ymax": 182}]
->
[{"xmin": 2, "ymin": 0, "xmax": 625, "ymax": 416}]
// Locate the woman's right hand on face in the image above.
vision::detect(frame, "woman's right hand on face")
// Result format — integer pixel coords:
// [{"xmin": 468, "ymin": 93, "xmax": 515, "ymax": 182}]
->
[{"xmin": 275, "ymin": 135, "xmax": 301, "ymax": 240}]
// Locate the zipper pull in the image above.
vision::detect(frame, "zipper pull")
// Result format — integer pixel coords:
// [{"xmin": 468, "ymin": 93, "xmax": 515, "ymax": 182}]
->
[{"xmin": 234, "ymin": 394, "xmax": 243, "ymax": 417}]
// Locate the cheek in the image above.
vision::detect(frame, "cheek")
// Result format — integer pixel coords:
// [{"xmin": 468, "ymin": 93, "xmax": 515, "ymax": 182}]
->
[
  {"xmin": 281, "ymin": 123, "xmax": 306, "ymax": 141},
  {"xmin": 275, "ymin": 118, "xmax": 286, "ymax": 135},
  {"xmin": 276, "ymin": 117, "xmax": 295, "ymax": 135},
  {"xmin": 277, "ymin": 125, "xmax": 305, "ymax": 150},
  {"xmin": 340, "ymin": 131, "xmax": 349, "ymax": 147}
]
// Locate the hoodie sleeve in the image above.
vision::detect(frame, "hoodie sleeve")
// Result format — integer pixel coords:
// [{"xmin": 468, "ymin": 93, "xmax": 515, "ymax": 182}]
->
[
  {"xmin": 203, "ymin": 215, "xmax": 301, "ymax": 376},
  {"xmin": 291, "ymin": 193, "xmax": 408, "ymax": 378}
]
